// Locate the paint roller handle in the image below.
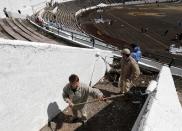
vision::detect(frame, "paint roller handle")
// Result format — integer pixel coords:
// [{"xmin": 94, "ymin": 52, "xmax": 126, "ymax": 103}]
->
[{"xmin": 73, "ymin": 94, "xmax": 124, "ymax": 107}]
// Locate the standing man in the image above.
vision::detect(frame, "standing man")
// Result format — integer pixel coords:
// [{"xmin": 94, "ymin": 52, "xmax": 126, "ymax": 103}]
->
[
  {"xmin": 18, "ymin": 10, "xmax": 21, "ymax": 14},
  {"xmin": 3, "ymin": 8, "xmax": 9, "ymax": 18},
  {"xmin": 90, "ymin": 37, "xmax": 95, "ymax": 47},
  {"xmin": 119, "ymin": 48, "xmax": 140, "ymax": 94},
  {"xmin": 62, "ymin": 74, "xmax": 104, "ymax": 122}
]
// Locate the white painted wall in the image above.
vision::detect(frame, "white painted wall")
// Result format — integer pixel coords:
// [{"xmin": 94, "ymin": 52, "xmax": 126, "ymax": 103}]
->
[
  {"xmin": 0, "ymin": 0, "xmax": 76, "ymax": 18},
  {"xmin": 133, "ymin": 66, "xmax": 182, "ymax": 131},
  {"xmin": 0, "ymin": 0, "xmax": 33, "ymax": 18},
  {"xmin": 0, "ymin": 38, "xmax": 113, "ymax": 131}
]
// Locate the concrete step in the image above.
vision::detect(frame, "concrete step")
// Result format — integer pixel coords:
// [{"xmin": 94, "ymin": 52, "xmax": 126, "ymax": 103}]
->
[
  {"xmin": 12, "ymin": 18, "xmax": 43, "ymax": 42},
  {"xmin": 6, "ymin": 18, "xmax": 35, "ymax": 41},
  {"xmin": 0, "ymin": 19, "xmax": 27, "ymax": 41}
]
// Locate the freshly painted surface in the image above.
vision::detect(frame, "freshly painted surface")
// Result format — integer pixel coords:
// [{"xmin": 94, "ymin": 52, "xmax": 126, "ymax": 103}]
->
[
  {"xmin": 0, "ymin": 38, "xmax": 113, "ymax": 131},
  {"xmin": 135, "ymin": 66, "xmax": 182, "ymax": 131},
  {"xmin": 0, "ymin": 0, "xmax": 74, "ymax": 18}
]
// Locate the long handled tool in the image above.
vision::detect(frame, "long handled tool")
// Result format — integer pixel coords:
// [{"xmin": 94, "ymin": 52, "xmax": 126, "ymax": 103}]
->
[{"xmin": 73, "ymin": 93, "xmax": 124, "ymax": 107}]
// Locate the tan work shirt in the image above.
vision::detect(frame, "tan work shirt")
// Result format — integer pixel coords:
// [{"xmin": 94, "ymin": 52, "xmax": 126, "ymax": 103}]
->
[
  {"xmin": 62, "ymin": 83, "xmax": 103, "ymax": 107},
  {"xmin": 120, "ymin": 56, "xmax": 140, "ymax": 83}
]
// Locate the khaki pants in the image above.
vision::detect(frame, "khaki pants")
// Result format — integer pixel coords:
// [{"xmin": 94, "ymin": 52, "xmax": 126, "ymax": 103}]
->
[
  {"xmin": 71, "ymin": 105, "xmax": 87, "ymax": 119},
  {"xmin": 119, "ymin": 78, "xmax": 134, "ymax": 93}
]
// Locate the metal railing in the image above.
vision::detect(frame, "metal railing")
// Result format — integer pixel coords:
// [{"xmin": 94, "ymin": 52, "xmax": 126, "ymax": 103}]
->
[
  {"xmin": 30, "ymin": 17, "xmax": 120, "ymax": 52},
  {"xmin": 29, "ymin": 17, "xmax": 182, "ymax": 77}
]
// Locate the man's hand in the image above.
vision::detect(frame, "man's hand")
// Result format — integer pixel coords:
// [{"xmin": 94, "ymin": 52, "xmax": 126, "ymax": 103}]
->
[
  {"xmin": 66, "ymin": 99, "xmax": 74, "ymax": 108},
  {"xmin": 98, "ymin": 96, "xmax": 107, "ymax": 101},
  {"xmin": 68, "ymin": 101, "xmax": 74, "ymax": 108}
]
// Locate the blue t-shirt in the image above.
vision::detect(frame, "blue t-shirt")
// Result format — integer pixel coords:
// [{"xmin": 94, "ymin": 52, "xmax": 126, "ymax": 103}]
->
[{"xmin": 131, "ymin": 47, "xmax": 142, "ymax": 62}]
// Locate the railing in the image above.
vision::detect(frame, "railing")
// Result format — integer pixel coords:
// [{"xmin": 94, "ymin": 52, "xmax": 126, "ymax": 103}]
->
[
  {"xmin": 28, "ymin": 17, "xmax": 182, "ymax": 77},
  {"xmin": 29, "ymin": 17, "xmax": 120, "ymax": 53}
]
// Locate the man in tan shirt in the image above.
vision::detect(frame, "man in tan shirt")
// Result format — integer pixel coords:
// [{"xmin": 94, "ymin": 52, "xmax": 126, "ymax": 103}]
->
[
  {"xmin": 62, "ymin": 74, "xmax": 104, "ymax": 122},
  {"xmin": 119, "ymin": 48, "xmax": 140, "ymax": 94}
]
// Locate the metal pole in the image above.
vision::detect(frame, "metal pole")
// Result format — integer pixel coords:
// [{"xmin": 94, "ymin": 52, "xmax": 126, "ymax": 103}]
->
[{"xmin": 73, "ymin": 93, "xmax": 124, "ymax": 106}]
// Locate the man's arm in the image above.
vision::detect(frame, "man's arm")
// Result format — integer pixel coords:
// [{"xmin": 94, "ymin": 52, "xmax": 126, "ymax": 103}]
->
[
  {"xmin": 130, "ymin": 62, "xmax": 140, "ymax": 81},
  {"xmin": 62, "ymin": 87, "xmax": 74, "ymax": 107},
  {"xmin": 85, "ymin": 85, "xmax": 104, "ymax": 100}
]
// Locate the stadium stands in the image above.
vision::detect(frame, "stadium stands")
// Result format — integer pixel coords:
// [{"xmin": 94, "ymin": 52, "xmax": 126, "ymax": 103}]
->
[
  {"xmin": 40, "ymin": 0, "xmax": 132, "ymax": 31},
  {"xmin": 0, "ymin": 18, "xmax": 67, "ymax": 45}
]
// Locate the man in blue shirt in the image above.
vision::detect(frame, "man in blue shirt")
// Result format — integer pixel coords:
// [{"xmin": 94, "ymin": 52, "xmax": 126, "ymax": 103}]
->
[{"xmin": 130, "ymin": 43, "xmax": 142, "ymax": 62}]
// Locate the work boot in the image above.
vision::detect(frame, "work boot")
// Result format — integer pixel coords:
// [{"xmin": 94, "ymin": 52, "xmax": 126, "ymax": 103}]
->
[
  {"xmin": 118, "ymin": 91, "xmax": 125, "ymax": 94},
  {"xmin": 69, "ymin": 116, "xmax": 79, "ymax": 123},
  {"xmin": 81, "ymin": 115, "xmax": 87, "ymax": 121},
  {"xmin": 81, "ymin": 113, "xmax": 87, "ymax": 125}
]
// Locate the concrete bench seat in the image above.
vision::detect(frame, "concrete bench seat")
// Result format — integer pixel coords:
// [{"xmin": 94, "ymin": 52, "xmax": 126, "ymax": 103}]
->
[
  {"xmin": 0, "ymin": 25, "xmax": 14, "ymax": 39},
  {"xmin": 17, "ymin": 19, "xmax": 56, "ymax": 43},
  {"xmin": 6, "ymin": 18, "xmax": 38, "ymax": 42},
  {"xmin": 12, "ymin": 18, "xmax": 43, "ymax": 42},
  {"xmin": 0, "ymin": 19, "xmax": 27, "ymax": 41}
]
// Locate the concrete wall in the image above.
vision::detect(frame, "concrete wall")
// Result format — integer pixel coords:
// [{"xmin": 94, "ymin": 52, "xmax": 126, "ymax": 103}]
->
[
  {"xmin": 132, "ymin": 66, "xmax": 182, "ymax": 131},
  {"xmin": 0, "ymin": 0, "xmax": 33, "ymax": 18},
  {"xmin": 0, "ymin": 38, "xmax": 113, "ymax": 131},
  {"xmin": 0, "ymin": 0, "xmax": 72, "ymax": 18}
]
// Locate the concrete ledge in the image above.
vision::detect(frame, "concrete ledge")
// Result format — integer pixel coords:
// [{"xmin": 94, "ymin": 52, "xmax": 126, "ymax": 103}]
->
[{"xmin": 132, "ymin": 66, "xmax": 182, "ymax": 131}]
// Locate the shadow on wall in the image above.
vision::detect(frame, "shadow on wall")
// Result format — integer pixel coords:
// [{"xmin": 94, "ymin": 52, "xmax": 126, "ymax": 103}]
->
[
  {"xmin": 47, "ymin": 102, "xmax": 63, "ymax": 130},
  {"xmin": 47, "ymin": 102, "xmax": 73, "ymax": 130},
  {"xmin": 47, "ymin": 102, "xmax": 61, "ymax": 122}
]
